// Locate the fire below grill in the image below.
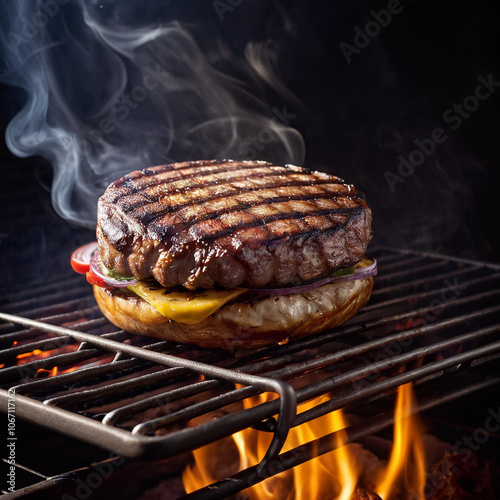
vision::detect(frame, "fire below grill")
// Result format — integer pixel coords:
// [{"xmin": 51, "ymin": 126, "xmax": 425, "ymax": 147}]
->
[{"xmin": 1, "ymin": 247, "xmax": 500, "ymax": 498}]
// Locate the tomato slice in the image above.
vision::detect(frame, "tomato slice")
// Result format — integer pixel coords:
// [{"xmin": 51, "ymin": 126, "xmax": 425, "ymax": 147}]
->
[
  {"xmin": 86, "ymin": 270, "xmax": 107, "ymax": 287},
  {"xmin": 71, "ymin": 242, "xmax": 98, "ymax": 274}
]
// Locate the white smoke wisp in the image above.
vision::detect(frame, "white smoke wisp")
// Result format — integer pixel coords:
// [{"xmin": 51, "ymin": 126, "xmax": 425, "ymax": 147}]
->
[{"xmin": 0, "ymin": 1, "xmax": 305, "ymax": 227}]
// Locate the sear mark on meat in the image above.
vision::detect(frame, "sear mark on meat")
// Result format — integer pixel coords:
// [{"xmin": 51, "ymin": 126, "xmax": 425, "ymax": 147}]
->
[{"xmin": 97, "ymin": 160, "xmax": 373, "ymax": 289}]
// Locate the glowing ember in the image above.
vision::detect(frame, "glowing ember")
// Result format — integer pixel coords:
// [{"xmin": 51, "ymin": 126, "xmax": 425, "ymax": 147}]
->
[
  {"xmin": 183, "ymin": 384, "xmax": 427, "ymax": 499},
  {"xmin": 34, "ymin": 366, "xmax": 82, "ymax": 378},
  {"xmin": 15, "ymin": 346, "xmax": 79, "ymax": 364},
  {"xmin": 14, "ymin": 346, "xmax": 115, "ymax": 377},
  {"xmin": 395, "ymin": 318, "xmax": 425, "ymax": 331},
  {"xmin": 36, "ymin": 367, "xmax": 58, "ymax": 377},
  {"xmin": 16, "ymin": 348, "xmax": 44, "ymax": 360},
  {"xmin": 59, "ymin": 366, "xmax": 80, "ymax": 374}
]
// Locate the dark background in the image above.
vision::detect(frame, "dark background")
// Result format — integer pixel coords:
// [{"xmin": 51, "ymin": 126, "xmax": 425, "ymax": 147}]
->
[
  {"xmin": 1, "ymin": 0, "xmax": 499, "ymax": 292},
  {"xmin": 0, "ymin": 3, "xmax": 499, "ymax": 488}
]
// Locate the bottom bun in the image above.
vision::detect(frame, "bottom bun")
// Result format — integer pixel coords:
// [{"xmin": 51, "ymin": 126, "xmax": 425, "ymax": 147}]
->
[{"xmin": 93, "ymin": 277, "xmax": 374, "ymax": 349}]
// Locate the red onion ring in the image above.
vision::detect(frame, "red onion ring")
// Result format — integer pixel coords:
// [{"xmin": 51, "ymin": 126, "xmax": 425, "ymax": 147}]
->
[
  {"xmin": 250, "ymin": 258, "xmax": 378, "ymax": 296},
  {"xmin": 89, "ymin": 250, "xmax": 139, "ymax": 288}
]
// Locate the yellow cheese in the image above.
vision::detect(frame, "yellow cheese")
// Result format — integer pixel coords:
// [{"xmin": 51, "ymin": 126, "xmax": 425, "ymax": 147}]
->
[{"xmin": 127, "ymin": 284, "xmax": 246, "ymax": 324}]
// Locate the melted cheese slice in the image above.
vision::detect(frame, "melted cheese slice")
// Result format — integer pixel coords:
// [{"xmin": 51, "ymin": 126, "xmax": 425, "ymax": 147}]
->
[{"xmin": 127, "ymin": 284, "xmax": 246, "ymax": 324}]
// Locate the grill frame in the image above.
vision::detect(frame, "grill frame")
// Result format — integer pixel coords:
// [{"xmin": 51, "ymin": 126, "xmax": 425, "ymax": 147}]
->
[
  {"xmin": 1, "ymin": 246, "xmax": 500, "ymax": 498},
  {"xmin": 0, "ymin": 313, "xmax": 297, "ymax": 464}
]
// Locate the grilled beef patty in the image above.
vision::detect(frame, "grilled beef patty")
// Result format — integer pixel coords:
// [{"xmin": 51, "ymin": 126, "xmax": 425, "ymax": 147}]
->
[{"xmin": 97, "ymin": 160, "xmax": 372, "ymax": 289}]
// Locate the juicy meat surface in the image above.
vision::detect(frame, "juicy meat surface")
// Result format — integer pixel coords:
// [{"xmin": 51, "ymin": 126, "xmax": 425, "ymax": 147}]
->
[{"xmin": 97, "ymin": 160, "xmax": 373, "ymax": 289}]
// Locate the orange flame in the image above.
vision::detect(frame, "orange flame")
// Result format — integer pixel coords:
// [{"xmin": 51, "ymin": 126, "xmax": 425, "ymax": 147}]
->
[
  {"xmin": 376, "ymin": 384, "xmax": 426, "ymax": 499},
  {"xmin": 332, "ymin": 410, "xmax": 358, "ymax": 500},
  {"xmin": 183, "ymin": 384, "xmax": 427, "ymax": 499},
  {"xmin": 184, "ymin": 393, "xmax": 361, "ymax": 499}
]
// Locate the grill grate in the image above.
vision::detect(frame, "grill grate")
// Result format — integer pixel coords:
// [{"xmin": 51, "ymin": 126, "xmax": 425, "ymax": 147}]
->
[{"xmin": 1, "ymin": 246, "xmax": 500, "ymax": 498}]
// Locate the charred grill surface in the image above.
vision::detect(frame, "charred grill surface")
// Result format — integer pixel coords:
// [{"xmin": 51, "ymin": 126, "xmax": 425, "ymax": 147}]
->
[{"xmin": 97, "ymin": 160, "xmax": 372, "ymax": 289}]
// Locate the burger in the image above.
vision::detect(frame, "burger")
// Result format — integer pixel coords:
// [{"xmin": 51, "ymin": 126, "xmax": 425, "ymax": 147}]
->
[{"xmin": 71, "ymin": 160, "xmax": 376, "ymax": 349}]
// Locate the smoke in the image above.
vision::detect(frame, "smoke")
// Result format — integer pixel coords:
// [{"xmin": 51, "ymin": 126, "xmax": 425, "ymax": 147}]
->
[{"xmin": 0, "ymin": 0, "xmax": 304, "ymax": 227}]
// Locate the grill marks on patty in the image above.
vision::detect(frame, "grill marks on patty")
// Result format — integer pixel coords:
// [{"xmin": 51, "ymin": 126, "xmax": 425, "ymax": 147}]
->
[
  {"xmin": 112, "ymin": 160, "xmax": 282, "ymax": 203},
  {"xmin": 114, "ymin": 162, "xmax": 345, "ymax": 215},
  {"xmin": 149, "ymin": 182, "xmax": 358, "ymax": 240},
  {"xmin": 97, "ymin": 160, "xmax": 372, "ymax": 289}
]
